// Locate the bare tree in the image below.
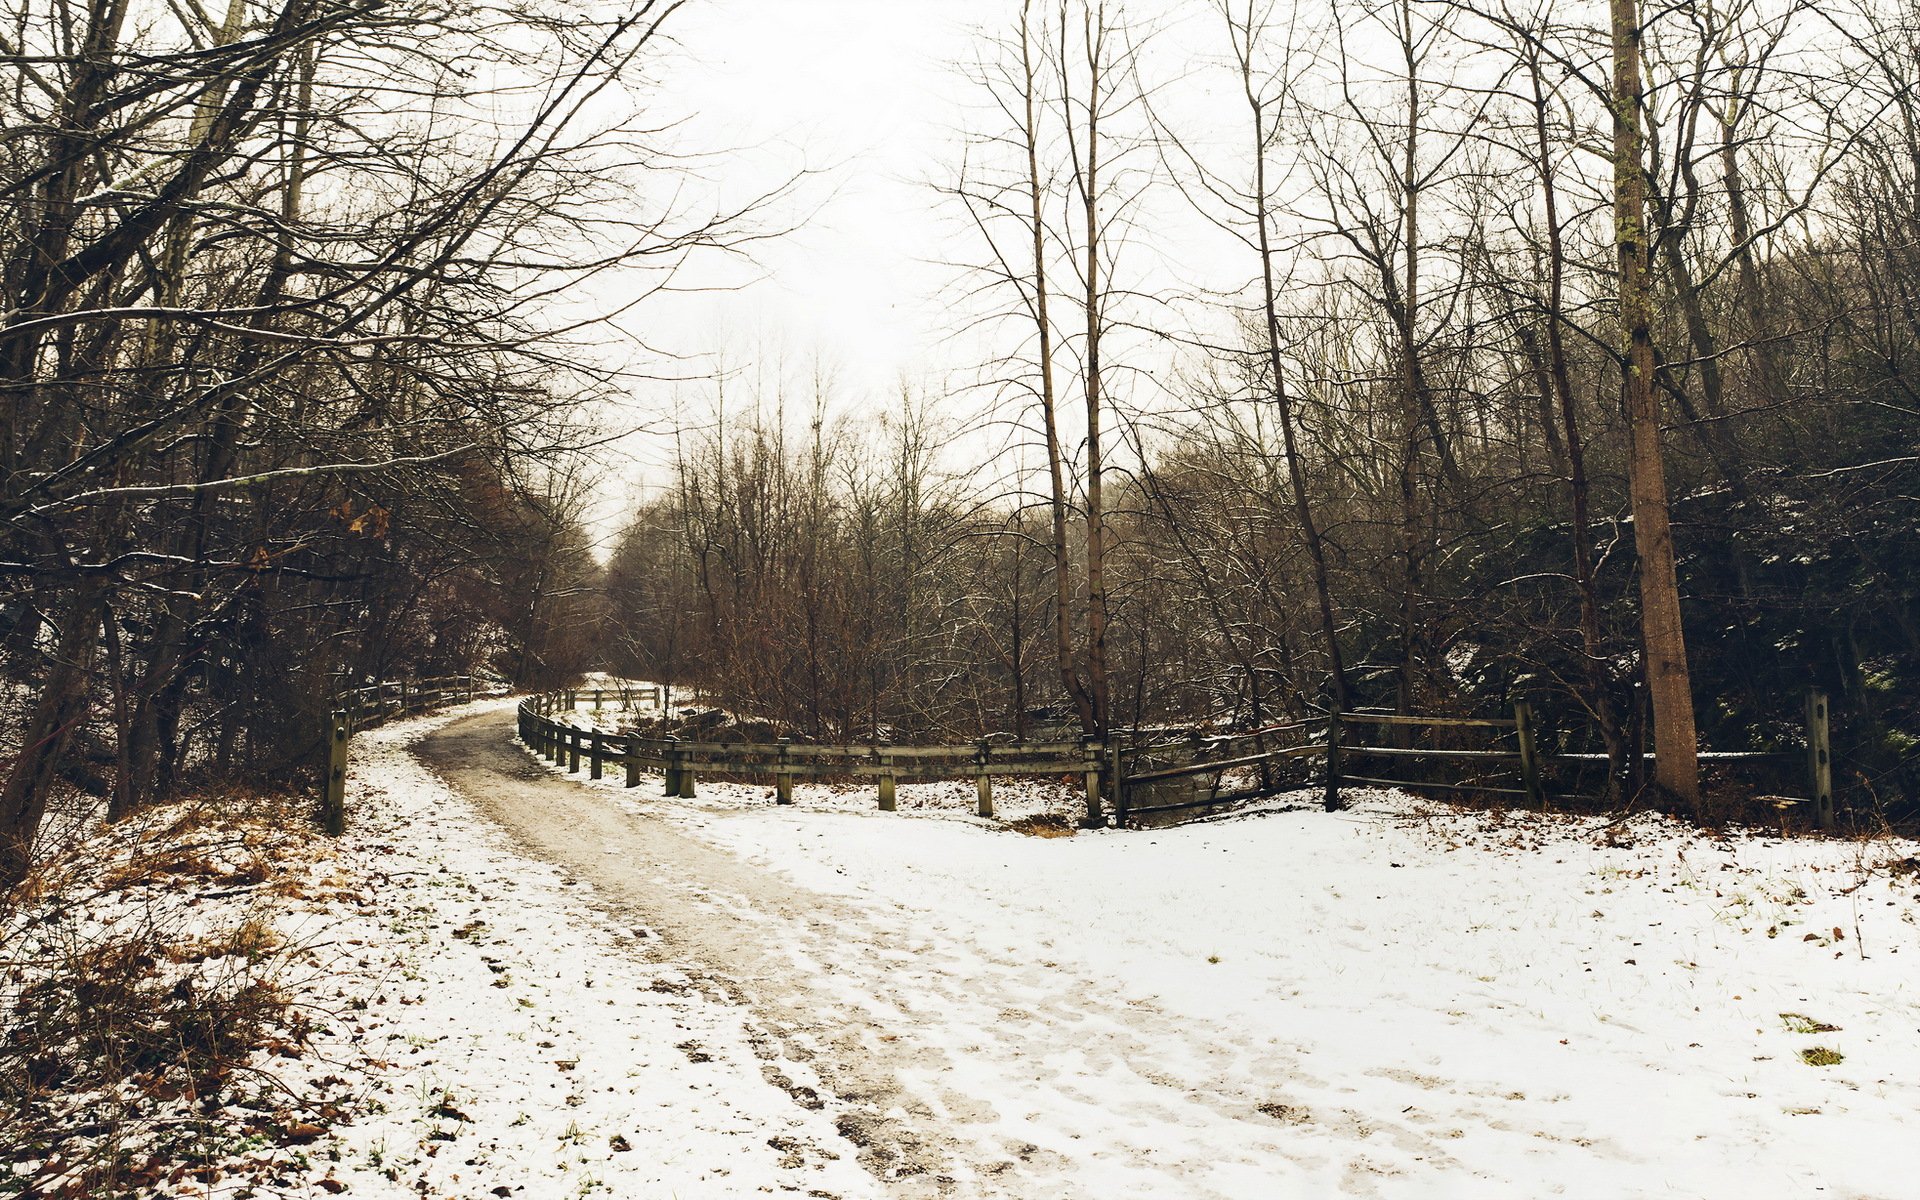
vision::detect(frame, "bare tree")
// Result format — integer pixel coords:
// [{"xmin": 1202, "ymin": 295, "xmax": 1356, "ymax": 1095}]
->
[{"xmin": 0, "ymin": 0, "xmax": 756, "ymax": 884}]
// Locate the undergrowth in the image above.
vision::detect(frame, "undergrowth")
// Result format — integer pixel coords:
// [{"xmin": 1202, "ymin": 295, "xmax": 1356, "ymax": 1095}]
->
[{"xmin": 0, "ymin": 790, "xmax": 343, "ymax": 1198}]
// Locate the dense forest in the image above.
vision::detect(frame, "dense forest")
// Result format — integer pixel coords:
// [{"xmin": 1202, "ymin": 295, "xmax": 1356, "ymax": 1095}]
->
[
  {"xmin": 0, "ymin": 0, "xmax": 717, "ymax": 885},
  {"xmin": 605, "ymin": 0, "xmax": 1920, "ymax": 824}
]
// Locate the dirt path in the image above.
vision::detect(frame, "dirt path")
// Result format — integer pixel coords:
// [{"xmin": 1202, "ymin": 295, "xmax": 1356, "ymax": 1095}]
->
[
  {"xmin": 415, "ymin": 710, "xmax": 981, "ymax": 1193},
  {"xmin": 412, "ymin": 710, "xmax": 1353, "ymax": 1200}
]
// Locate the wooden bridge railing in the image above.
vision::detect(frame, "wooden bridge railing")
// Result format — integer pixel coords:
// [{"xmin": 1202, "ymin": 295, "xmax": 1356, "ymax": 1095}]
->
[
  {"xmin": 1114, "ymin": 692, "xmax": 1837, "ymax": 830},
  {"xmin": 517, "ymin": 690, "xmax": 1105, "ymax": 819},
  {"xmin": 337, "ymin": 674, "xmax": 493, "ymax": 729}
]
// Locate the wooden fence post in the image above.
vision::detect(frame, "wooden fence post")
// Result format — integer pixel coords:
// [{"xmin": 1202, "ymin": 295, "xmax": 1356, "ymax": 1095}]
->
[
  {"xmin": 589, "ymin": 731, "xmax": 604, "ymax": 780},
  {"xmin": 1807, "ymin": 688, "xmax": 1834, "ymax": 831},
  {"xmin": 1627, "ymin": 680, "xmax": 1647, "ymax": 795},
  {"xmin": 625, "ymin": 736, "xmax": 641, "ymax": 788},
  {"xmin": 321, "ymin": 711, "xmax": 348, "ymax": 836},
  {"xmin": 1110, "ymin": 738, "xmax": 1127, "ymax": 826},
  {"xmin": 877, "ymin": 752, "xmax": 897, "ymax": 811},
  {"xmin": 975, "ymin": 740, "xmax": 994, "ymax": 819},
  {"xmin": 1324, "ymin": 710, "xmax": 1342, "ymax": 810},
  {"xmin": 566, "ymin": 727, "xmax": 581, "ymax": 773},
  {"xmin": 1514, "ymin": 700, "xmax": 1546, "ymax": 810},
  {"xmin": 663, "ymin": 739, "xmax": 681, "ymax": 795},
  {"xmin": 1081, "ymin": 740, "xmax": 1103, "ymax": 827},
  {"xmin": 676, "ymin": 748, "xmax": 696, "ymax": 798},
  {"xmin": 776, "ymin": 738, "xmax": 794, "ymax": 805}
]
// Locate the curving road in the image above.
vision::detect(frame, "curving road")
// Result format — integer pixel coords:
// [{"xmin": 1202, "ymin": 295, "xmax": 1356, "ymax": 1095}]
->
[{"xmin": 413, "ymin": 708, "xmax": 1350, "ymax": 1200}]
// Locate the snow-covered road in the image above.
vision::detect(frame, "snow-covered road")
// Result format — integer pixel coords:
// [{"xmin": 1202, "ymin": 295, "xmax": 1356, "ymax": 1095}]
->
[{"xmin": 381, "ymin": 701, "xmax": 1920, "ymax": 1200}]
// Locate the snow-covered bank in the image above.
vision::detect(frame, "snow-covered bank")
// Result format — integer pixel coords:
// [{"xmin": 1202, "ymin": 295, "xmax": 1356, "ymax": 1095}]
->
[
  {"xmin": 42, "ymin": 697, "xmax": 1898, "ymax": 1197},
  {"xmin": 535, "ymin": 733, "xmax": 1920, "ymax": 1199}
]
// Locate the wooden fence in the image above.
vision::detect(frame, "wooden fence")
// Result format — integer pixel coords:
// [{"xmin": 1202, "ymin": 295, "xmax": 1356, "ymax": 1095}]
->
[
  {"xmin": 1113, "ymin": 692, "xmax": 1837, "ymax": 830},
  {"xmin": 321, "ymin": 673, "xmax": 496, "ymax": 835},
  {"xmin": 338, "ymin": 674, "xmax": 489, "ymax": 728},
  {"xmin": 1116, "ymin": 721, "xmax": 1325, "ymax": 819},
  {"xmin": 519, "ymin": 686, "xmax": 1840, "ymax": 832},
  {"xmin": 517, "ymin": 690, "xmax": 1105, "ymax": 819}
]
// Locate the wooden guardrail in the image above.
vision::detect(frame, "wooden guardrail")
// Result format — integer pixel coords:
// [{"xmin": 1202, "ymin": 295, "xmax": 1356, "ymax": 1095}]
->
[
  {"xmin": 521, "ymin": 686, "xmax": 1843, "ymax": 832},
  {"xmin": 337, "ymin": 674, "xmax": 490, "ymax": 728},
  {"xmin": 517, "ymin": 690, "xmax": 1106, "ymax": 819},
  {"xmin": 1116, "ymin": 719, "xmax": 1323, "ymax": 819},
  {"xmin": 1329, "ymin": 708, "xmax": 1540, "ymax": 805},
  {"xmin": 321, "ymin": 673, "xmax": 498, "ymax": 834},
  {"xmin": 1114, "ymin": 691, "xmax": 1839, "ymax": 830}
]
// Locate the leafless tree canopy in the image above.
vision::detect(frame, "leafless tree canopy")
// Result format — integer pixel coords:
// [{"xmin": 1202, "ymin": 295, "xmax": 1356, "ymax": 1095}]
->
[
  {"xmin": 0, "ymin": 0, "xmax": 747, "ymax": 883},
  {"xmin": 608, "ymin": 0, "xmax": 1920, "ymax": 827}
]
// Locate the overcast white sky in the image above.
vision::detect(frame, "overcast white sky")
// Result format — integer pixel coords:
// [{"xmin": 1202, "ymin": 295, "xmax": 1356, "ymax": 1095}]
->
[
  {"xmin": 562, "ymin": 2, "xmax": 988, "ymax": 536},
  {"xmin": 572, "ymin": 0, "xmax": 1288, "ymax": 543},
  {"xmin": 625, "ymin": 4, "xmax": 987, "ymax": 388}
]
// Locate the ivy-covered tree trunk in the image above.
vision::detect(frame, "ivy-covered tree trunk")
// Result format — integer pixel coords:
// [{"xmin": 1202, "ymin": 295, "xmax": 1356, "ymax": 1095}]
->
[{"xmin": 1611, "ymin": 0, "xmax": 1701, "ymax": 810}]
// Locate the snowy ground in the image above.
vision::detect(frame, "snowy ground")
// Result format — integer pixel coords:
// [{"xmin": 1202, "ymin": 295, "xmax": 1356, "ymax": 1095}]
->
[
  {"xmin": 42, "ymin": 697, "xmax": 1907, "ymax": 1198},
  {"xmin": 267, "ymin": 702, "xmax": 886, "ymax": 1198},
  {"xmin": 504, "ymin": 702, "xmax": 1920, "ymax": 1200}
]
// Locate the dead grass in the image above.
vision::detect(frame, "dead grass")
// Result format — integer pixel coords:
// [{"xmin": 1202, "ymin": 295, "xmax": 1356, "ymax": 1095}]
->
[
  {"xmin": 0, "ymin": 789, "xmax": 338, "ymax": 1196},
  {"xmin": 1004, "ymin": 813, "xmax": 1077, "ymax": 838}
]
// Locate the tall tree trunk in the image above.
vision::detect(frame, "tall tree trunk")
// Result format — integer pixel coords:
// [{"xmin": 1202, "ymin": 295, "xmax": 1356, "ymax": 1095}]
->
[
  {"xmin": 1077, "ymin": 3, "xmax": 1112, "ymax": 766},
  {"xmin": 1019, "ymin": 1, "xmax": 1092, "ymax": 746},
  {"xmin": 1238, "ymin": 51, "xmax": 1351, "ymax": 741},
  {"xmin": 1612, "ymin": 0, "xmax": 1701, "ymax": 810},
  {"xmin": 1525, "ymin": 52, "xmax": 1626, "ymax": 794},
  {"xmin": 1009, "ymin": 535, "xmax": 1028, "ymax": 738},
  {"xmin": 0, "ymin": 589, "xmax": 103, "ymax": 888}
]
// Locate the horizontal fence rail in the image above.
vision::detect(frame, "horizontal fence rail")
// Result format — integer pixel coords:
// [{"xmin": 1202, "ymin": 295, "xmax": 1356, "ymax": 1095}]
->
[
  {"xmin": 337, "ymin": 673, "xmax": 501, "ymax": 729},
  {"xmin": 519, "ymin": 686, "xmax": 1842, "ymax": 832},
  {"xmin": 1114, "ymin": 693, "xmax": 1839, "ymax": 830},
  {"xmin": 323, "ymin": 673, "xmax": 500, "ymax": 834},
  {"xmin": 517, "ymin": 689, "xmax": 1106, "ymax": 819}
]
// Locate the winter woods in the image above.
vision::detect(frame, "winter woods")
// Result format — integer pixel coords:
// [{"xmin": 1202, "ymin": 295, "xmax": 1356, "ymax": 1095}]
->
[
  {"xmin": 608, "ymin": 0, "xmax": 1920, "ymax": 822},
  {"xmin": 4, "ymin": 0, "xmax": 1916, "ymax": 886},
  {"xmin": 0, "ymin": 0, "xmax": 738, "ymax": 883}
]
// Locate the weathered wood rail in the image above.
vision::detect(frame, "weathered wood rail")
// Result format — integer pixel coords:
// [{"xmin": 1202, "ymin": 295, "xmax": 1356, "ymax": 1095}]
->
[
  {"xmin": 338, "ymin": 674, "xmax": 489, "ymax": 728},
  {"xmin": 517, "ymin": 690, "xmax": 1106, "ymax": 819},
  {"xmin": 1115, "ymin": 692, "xmax": 1838, "ymax": 830},
  {"xmin": 520, "ymin": 686, "xmax": 1841, "ymax": 832},
  {"xmin": 322, "ymin": 673, "xmax": 499, "ymax": 834}
]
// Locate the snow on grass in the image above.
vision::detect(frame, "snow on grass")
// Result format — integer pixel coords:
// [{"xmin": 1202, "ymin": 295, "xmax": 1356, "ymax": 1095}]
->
[
  {"xmin": 528, "ymin": 733, "xmax": 1920, "ymax": 1199},
  {"xmin": 263, "ymin": 699, "xmax": 883, "ymax": 1199},
  {"xmin": 2, "ymin": 794, "xmax": 328, "ymax": 1197}
]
